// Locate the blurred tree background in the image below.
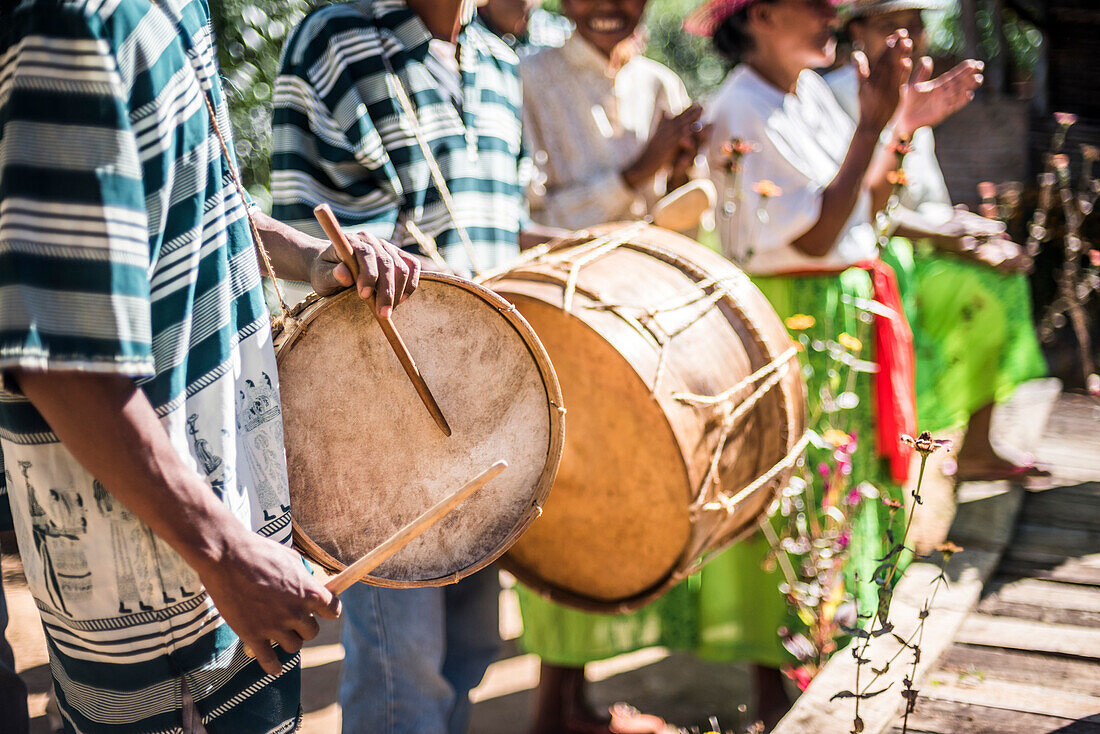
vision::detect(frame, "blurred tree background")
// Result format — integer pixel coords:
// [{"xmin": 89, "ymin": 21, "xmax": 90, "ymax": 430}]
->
[
  {"xmin": 209, "ymin": 0, "xmax": 1042, "ymax": 204},
  {"xmin": 211, "ymin": 0, "xmax": 322, "ymax": 209}
]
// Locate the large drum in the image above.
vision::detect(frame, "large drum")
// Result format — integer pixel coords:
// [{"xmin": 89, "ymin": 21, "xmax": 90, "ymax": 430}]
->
[
  {"xmin": 485, "ymin": 223, "xmax": 807, "ymax": 613},
  {"xmin": 273, "ymin": 273, "xmax": 564, "ymax": 587}
]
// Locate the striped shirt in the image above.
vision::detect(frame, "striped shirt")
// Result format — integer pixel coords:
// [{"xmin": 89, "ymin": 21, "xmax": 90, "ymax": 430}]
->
[
  {"xmin": 271, "ymin": 0, "xmax": 528, "ymax": 276},
  {"xmin": 0, "ymin": 0, "xmax": 299, "ymax": 730}
]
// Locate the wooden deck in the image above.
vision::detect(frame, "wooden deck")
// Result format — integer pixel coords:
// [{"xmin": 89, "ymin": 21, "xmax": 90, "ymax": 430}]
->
[
  {"xmin": 776, "ymin": 388, "xmax": 1100, "ymax": 734},
  {"xmin": 897, "ymin": 394, "xmax": 1100, "ymax": 734}
]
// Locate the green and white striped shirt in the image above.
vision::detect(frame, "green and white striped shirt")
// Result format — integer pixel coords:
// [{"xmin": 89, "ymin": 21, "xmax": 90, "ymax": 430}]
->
[
  {"xmin": 271, "ymin": 0, "xmax": 529, "ymax": 276},
  {"xmin": 0, "ymin": 0, "xmax": 299, "ymax": 730}
]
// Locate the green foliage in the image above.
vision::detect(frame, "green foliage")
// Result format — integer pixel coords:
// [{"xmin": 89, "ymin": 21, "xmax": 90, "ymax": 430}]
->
[
  {"xmin": 642, "ymin": 0, "xmax": 727, "ymax": 99},
  {"xmin": 926, "ymin": 4, "xmax": 1042, "ymax": 76},
  {"xmin": 210, "ymin": 0, "xmax": 325, "ymax": 208}
]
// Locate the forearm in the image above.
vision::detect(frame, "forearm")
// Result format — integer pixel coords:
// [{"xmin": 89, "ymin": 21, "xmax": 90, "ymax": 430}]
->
[
  {"xmin": 865, "ymin": 128, "xmax": 909, "ymax": 213},
  {"xmin": 11, "ymin": 370, "xmax": 240, "ymax": 575},
  {"xmin": 791, "ymin": 124, "xmax": 881, "ymax": 258},
  {"xmin": 892, "ymin": 208, "xmax": 953, "ymax": 244},
  {"xmin": 252, "ymin": 211, "xmax": 327, "ymax": 283}
]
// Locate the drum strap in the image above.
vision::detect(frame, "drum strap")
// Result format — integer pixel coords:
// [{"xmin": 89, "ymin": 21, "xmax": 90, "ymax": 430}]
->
[
  {"xmin": 380, "ymin": 53, "xmax": 483, "ymax": 276},
  {"xmin": 201, "ymin": 91, "xmax": 294, "ymax": 322}
]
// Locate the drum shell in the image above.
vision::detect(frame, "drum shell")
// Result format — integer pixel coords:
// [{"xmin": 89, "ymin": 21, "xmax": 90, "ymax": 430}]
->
[
  {"xmin": 273, "ymin": 273, "xmax": 564, "ymax": 588},
  {"xmin": 488, "ymin": 224, "xmax": 806, "ymax": 613}
]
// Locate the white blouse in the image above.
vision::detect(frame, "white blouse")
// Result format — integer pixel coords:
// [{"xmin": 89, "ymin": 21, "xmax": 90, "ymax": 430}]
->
[
  {"xmin": 823, "ymin": 63, "xmax": 955, "ymax": 227},
  {"xmin": 705, "ymin": 65, "xmax": 878, "ymax": 274}
]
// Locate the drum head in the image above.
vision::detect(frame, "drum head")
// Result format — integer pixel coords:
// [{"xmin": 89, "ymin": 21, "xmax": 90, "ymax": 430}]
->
[{"xmin": 276, "ymin": 274, "xmax": 563, "ymax": 586}]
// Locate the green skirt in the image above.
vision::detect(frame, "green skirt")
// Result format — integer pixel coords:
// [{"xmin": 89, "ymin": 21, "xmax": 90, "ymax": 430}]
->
[
  {"xmin": 696, "ymin": 268, "xmax": 906, "ymax": 666},
  {"xmin": 882, "ymin": 239, "xmax": 1047, "ymax": 432},
  {"xmin": 515, "ymin": 580, "xmax": 697, "ymax": 667},
  {"xmin": 517, "ymin": 267, "xmax": 905, "ymax": 668}
]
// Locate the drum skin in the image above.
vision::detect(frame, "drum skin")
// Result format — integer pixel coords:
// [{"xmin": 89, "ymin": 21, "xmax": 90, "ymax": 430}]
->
[
  {"xmin": 486, "ymin": 224, "xmax": 807, "ymax": 613},
  {"xmin": 273, "ymin": 273, "xmax": 564, "ymax": 587}
]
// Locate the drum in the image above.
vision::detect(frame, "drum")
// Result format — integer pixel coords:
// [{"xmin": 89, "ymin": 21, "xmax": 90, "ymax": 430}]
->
[
  {"xmin": 273, "ymin": 273, "xmax": 564, "ymax": 587},
  {"xmin": 484, "ymin": 223, "xmax": 807, "ymax": 613}
]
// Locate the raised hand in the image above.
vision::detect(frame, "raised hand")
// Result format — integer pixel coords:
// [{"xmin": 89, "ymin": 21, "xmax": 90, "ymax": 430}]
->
[
  {"xmin": 310, "ymin": 230, "xmax": 421, "ymax": 318},
  {"xmin": 896, "ymin": 57, "xmax": 983, "ymax": 137},
  {"xmin": 855, "ymin": 30, "xmax": 914, "ymax": 133}
]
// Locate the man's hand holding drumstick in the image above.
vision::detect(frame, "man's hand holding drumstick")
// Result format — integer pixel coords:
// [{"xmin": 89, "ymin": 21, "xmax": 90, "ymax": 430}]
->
[{"xmin": 248, "ymin": 211, "xmax": 422, "ymax": 317}]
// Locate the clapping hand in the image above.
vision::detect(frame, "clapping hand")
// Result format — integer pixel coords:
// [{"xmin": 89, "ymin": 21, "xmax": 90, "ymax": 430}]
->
[
  {"xmin": 896, "ymin": 57, "xmax": 984, "ymax": 137},
  {"xmin": 623, "ymin": 105, "xmax": 704, "ymax": 190},
  {"xmin": 855, "ymin": 30, "xmax": 914, "ymax": 133}
]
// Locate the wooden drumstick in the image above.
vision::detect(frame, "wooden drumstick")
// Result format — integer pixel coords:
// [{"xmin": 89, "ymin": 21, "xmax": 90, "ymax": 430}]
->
[
  {"xmin": 244, "ymin": 460, "xmax": 507, "ymax": 658},
  {"xmin": 313, "ymin": 203, "xmax": 452, "ymax": 437},
  {"xmin": 325, "ymin": 460, "xmax": 507, "ymax": 594}
]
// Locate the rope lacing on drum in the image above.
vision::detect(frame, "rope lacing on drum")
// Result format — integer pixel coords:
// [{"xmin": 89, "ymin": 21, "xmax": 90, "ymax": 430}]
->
[
  {"xmin": 584, "ymin": 274, "xmax": 750, "ymax": 395},
  {"xmin": 672, "ymin": 345, "xmax": 800, "ymax": 513},
  {"xmin": 700, "ymin": 430, "xmax": 810, "ymax": 516}
]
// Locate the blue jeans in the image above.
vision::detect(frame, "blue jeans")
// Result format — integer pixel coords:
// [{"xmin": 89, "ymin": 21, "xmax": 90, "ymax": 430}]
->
[
  {"xmin": 1, "ymin": 555, "xmax": 30, "ymax": 734},
  {"xmin": 339, "ymin": 568, "xmax": 501, "ymax": 734}
]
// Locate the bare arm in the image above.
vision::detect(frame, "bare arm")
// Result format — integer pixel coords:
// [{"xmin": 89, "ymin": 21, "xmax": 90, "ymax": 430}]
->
[
  {"xmin": 791, "ymin": 32, "xmax": 913, "ymax": 258},
  {"xmin": 790, "ymin": 124, "xmax": 882, "ymax": 257},
  {"xmin": 10, "ymin": 370, "xmax": 339, "ymax": 676},
  {"xmin": 250, "ymin": 211, "xmax": 420, "ymax": 318}
]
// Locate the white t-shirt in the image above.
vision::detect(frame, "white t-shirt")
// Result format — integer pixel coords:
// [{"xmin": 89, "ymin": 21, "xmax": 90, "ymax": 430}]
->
[
  {"xmin": 705, "ymin": 65, "xmax": 878, "ymax": 273},
  {"xmin": 823, "ymin": 64, "xmax": 954, "ymax": 227}
]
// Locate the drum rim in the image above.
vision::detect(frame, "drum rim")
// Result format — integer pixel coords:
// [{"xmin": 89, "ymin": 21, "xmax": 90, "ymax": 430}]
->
[{"xmin": 274, "ymin": 272, "xmax": 566, "ymax": 587}]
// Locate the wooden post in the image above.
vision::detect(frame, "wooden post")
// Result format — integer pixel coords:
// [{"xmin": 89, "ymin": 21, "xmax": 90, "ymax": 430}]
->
[
  {"xmin": 960, "ymin": 0, "xmax": 984, "ymax": 73},
  {"xmin": 988, "ymin": 0, "xmax": 1009, "ymax": 95}
]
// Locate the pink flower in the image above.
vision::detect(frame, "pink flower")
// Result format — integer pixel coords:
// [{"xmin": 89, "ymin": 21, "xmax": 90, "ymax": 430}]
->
[
  {"xmin": 834, "ymin": 450, "xmax": 853, "ymax": 476},
  {"xmin": 783, "ymin": 665, "xmax": 815, "ymax": 692},
  {"xmin": 837, "ymin": 528, "xmax": 851, "ymax": 549},
  {"xmin": 1055, "ymin": 112, "xmax": 1078, "ymax": 127},
  {"xmin": 844, "ymin": 487, "xmax": 862, "ymax": 506},
  {"xmin": 1089, "ymin": 249, "xmax": 1100, "ymax": 267}
]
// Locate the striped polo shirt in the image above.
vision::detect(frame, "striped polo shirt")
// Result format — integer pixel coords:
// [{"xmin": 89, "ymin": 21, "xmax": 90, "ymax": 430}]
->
[
  {"xmin": 271, "ymin": 0, "xmax": 529, "ymax": 276},
  {"xmin": 0, "ymin": 0, "xmax": 299, "ymax": 730}
]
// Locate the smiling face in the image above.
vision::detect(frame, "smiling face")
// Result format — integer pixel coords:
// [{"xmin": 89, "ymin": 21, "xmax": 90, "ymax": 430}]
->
[
  {"xmin": 560, "ymin": 0, "xmax": 648, "ymax": 56},
  {"xmin": 749, "ymin": 0, "xmax": 840, "ymax": 70}
]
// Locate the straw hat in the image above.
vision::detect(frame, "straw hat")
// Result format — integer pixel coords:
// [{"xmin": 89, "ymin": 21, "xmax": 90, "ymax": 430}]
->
[
  {"xmin": 843, "ymin": 0, "xmax": 949, "ymax": 19},
  {"xmin": 683, "ymin": 0, "xmax": 842, "ymax": 37}
]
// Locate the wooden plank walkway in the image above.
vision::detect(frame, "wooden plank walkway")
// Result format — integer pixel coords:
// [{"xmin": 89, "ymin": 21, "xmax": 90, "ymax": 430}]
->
[
  {"xmin": 776, "ymin": 387, "xmax": 1100, "ymax": 734},
  {"xmin": 895, "ymin": 396, "xmax": 1100, "ymax": 734},
  {"xmin": 895, "ymin": 393, "xmax": 1100, "ymax": 734}
]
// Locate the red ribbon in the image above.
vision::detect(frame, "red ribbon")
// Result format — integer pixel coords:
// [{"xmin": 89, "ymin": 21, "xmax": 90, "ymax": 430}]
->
[
  {"xmin": 857, "ymin": 259, "xmax": 916, "ymax": 484},
  {"xmin": 774, "ymin": 259, "xmax": 917, "ymax": 483}
]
